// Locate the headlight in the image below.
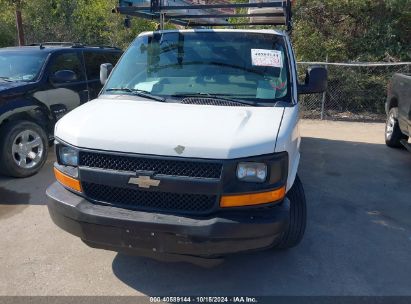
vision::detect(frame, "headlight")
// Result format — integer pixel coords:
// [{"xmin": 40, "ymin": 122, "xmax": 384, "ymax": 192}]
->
[
  {"xmin": 237, "ymin": 162, "xmax": 267, "ymax": 183},
  {"xmin": 59, "ymin": 146, "xmax": 78, "ymax": 166}
]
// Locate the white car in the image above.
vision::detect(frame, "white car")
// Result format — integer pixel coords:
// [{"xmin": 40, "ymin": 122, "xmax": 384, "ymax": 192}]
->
[{"xmin": 46, "ymin": 29, "xmax": 327, "ymax": 262}]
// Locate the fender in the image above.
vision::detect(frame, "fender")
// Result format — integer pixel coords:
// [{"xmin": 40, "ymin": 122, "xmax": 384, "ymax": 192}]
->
[
  {"xmin": 0, "ymin": 96, "xmax": 54, "ymax": 136},
  {"xmin": 385, "ymin": 95, "xmax": 398, "ymax": 114},
  {"xmin": 274, "ymin": 104, "xmax": 301, "ymax": 192}
]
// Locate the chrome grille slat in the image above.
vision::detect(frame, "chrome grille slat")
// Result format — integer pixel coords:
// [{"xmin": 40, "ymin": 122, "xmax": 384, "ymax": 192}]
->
[{"xmin": 79, "ymin": 151, "xmax": 222, "ymax": 179}]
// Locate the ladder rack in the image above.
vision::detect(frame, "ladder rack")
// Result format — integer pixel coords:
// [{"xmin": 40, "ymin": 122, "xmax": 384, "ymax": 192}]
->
[{"xmin": 115, "ymin": 0, "xmax": 293, "ymax": 31}]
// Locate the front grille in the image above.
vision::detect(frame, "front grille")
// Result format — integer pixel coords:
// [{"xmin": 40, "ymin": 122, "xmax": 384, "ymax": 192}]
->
[
  {"xmin": 79, "ymin": 152, "xmax": 222, "ymax": 179},
  {"xmin": 182, "ymin": 97, "xmax": 248, "ymax": 107},
  {"xmin": 82, "ymin": 182, "xmax": 217, "ymax": 214}
]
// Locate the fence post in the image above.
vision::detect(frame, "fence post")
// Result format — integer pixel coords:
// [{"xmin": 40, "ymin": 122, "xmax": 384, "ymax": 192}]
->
[{"xmin": 320, "ymin": 55, "xmax": 328, "ymax": 120}]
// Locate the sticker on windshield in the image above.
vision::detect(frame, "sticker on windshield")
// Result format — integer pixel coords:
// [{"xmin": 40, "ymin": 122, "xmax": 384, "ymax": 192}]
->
[{"xmin": 251, "ymin": 49, "xmax": 283, "ymax": 68}]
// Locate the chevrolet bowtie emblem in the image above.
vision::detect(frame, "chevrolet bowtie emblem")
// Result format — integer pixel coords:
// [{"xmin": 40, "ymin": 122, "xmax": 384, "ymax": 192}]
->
[
  {"xmin": 128, "ymin": 176, "xmax": 160, "ymax": 189},
  {"xmin": 174, "ymin": 145, "xmax": 185, "ymax": 155}
]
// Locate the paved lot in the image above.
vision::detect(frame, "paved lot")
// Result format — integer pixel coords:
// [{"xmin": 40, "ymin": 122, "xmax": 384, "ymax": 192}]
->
[{"xmin": 1, "ymin": 120, "xmax": 410, "ymax": 296}]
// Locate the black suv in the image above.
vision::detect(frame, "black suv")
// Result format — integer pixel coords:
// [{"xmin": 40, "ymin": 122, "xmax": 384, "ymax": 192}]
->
[{"xmin": 0, "ymin": 43, "xmax": 122, "ymax": 177}]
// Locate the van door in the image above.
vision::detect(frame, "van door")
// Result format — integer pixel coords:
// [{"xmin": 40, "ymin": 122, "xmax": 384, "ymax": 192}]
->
[{"xmin": 83, "ymin": 51, "xmax": 121, "ymax": 99}]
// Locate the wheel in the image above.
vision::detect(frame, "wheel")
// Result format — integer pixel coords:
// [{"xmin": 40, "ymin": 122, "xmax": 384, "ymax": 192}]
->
[
  {"xmin": 0, "ymin": 121, "xmax": 49, "ymax": 177},
  {"xmin": 385, "ymin": 107, "xmax": 408, "ymax": 148},
  {"xmin": 276, "ymin": 175, "xmax": 307, "ymax": 249}
]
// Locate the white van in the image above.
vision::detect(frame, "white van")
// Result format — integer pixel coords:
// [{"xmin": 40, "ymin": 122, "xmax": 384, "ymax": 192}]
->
[{"xmin": 46, "ymin": 29, "xmax": 327, "ymax": 262}]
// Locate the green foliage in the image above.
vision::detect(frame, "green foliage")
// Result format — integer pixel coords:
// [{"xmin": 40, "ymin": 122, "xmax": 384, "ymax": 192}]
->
[
  {"xmin": 292, "ymin": 0, "xmax": 411, "ymax": 62},
  {"xmin": 291, "ymin": 0, "xmax": 410, "ymax": 118},
  {"xmin": 0, "ymin": 0, "xmax": 16, "ymax": 47},
  {"xmin": 0, "ymin": 0, "xmax": 157, "ymax": 48},
  {"xmin": 0, "ymin": 0, "xmax": 409, "ymax": 61}
]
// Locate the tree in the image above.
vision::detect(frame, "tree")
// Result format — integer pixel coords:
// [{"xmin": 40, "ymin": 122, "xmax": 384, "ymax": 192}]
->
[
  {"xmin": 71, "ymin": 0, "xmax": 157, "ymax": 48},
  {"xmin": 21, "ymin": 0, "xmax": 158, "ymax": 48},
  {"xmin": 12, "ymin": 0, "xmax": 25, "ymax": 45},
  {"xmin": 0, "ymin": 0, "xmax": 409, "ymax": 61},
  {"xmin": 292, "ymin": 0, "xmax": 411, "ymax": 62},
  {"xmin": 0, "ymin": 0, "xmax": 25, "ymax": 46}
]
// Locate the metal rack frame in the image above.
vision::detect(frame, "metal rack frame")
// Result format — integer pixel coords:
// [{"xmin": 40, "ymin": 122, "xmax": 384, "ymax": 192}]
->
[{"xmin": 115, "ymin": 0, "xmax": 293, "ymax": 31}]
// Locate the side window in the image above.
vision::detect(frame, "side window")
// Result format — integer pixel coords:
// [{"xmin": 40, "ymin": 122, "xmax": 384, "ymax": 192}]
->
[
  {"xmin": 49, "ymin": 52, "xmax": 84, "ymax": 81},
  {"xmin": 84, "ymin": 51, "xmax": 121, "ymax": 80}
]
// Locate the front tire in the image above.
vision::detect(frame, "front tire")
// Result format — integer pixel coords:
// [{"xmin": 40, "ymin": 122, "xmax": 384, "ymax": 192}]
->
[
  {"xmin": 385, "ymin": 107, "xmax": 408, "ymax": 148},
  {"xmin": 277, "ymin": 175, "xmax": 307, "ymax": 249},
  {"xmin": 0, "ymin": 121, "xmax": 49, "ymax": 177}
]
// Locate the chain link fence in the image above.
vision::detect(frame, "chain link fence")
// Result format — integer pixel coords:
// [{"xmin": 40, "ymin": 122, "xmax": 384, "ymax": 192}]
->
[{"xmin": 297, "ymin": 62, "xmax": 411, "ymax": 121}]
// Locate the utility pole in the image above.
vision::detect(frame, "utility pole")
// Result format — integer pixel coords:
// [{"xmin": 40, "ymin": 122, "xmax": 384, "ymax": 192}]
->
[
  {"xmin": 15, "ymin": 9, "xmax": 24, "ymax": 46},
  {"xmin": 320, "ymin": 55, "xmax": 328, "ymax": 120},
  {"xmin": 11, "ymin": 0, "xmax": 25, "ymax": 46}
]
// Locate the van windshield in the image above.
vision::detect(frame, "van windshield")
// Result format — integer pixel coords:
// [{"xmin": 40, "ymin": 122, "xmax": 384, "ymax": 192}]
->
[
  {"xmin": 0, "ymin": 51, "xmax": 48, "ymax": 82},
  {"xmin": 104, "ymin": 31, "xmax": 290, "ymax": 103}
]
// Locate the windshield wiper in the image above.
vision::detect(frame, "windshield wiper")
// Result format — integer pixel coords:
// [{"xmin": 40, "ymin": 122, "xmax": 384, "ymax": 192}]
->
[
  {"xmin": 171, "ymin": 93, "xmax": 258, "ymax": 106},
  {"xmin": 105, "ymin": 88, "xmax": 165, "ymax": 102},
  {"xmin": 0, "ymin": 77, "xmax": 12, "ymax": 82}
]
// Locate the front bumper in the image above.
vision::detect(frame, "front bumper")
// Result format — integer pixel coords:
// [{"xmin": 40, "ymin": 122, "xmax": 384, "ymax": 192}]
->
[{"xmin": 46, "ymin": 182, "xmax": 289, "ymax": 260}]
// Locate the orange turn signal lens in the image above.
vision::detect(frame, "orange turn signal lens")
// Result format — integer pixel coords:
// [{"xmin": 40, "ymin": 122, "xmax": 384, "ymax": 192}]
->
[
  {"xmin": 220, "ymin": 186, "xmax": 286, "ymax": 208},
  {"xmin": 54, "ymin": 167, "xmax": 82, "ymax": 192}
]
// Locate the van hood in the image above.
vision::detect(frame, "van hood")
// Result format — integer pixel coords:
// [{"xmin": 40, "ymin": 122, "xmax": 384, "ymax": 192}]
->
[{"xmin": 55, "ymin": 96, "xmax": 285, "ymax": 159}]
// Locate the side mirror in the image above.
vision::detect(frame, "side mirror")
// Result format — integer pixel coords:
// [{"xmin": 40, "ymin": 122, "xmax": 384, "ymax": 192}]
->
[
  {"xmin": 51, "ymin": 70, "xmax": 77, "ymax": 84},
  {"xmin": 100, "ymin": 63, "xmax": 113, "ymax": 85},
  {"xmin": 298, "ymin": 66, "xmax": 328, "ymax": 94}
]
